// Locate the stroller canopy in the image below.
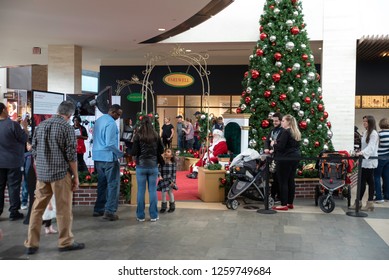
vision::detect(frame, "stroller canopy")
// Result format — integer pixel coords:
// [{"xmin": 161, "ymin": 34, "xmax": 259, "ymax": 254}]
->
[{"xmin": 230, "ymin": 148, "xmax": 261, "ymax": 168}]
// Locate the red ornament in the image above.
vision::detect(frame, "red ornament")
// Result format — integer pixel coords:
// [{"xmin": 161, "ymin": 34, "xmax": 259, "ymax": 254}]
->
[
  {"xmin": 262, "ymin": 136, "xmax": 267, "ymax": 141},
  {"xmin": 311, "ymin": 93, "xmax": 316, "ymax": 98},
  {"xmin": 314, "ymin": 141, "xmax": 320, "ymax": 147},
  {"xmin": 225, "ymin": 165, "xmax": 230, "ymax": 171},
  {"xmin": 251, "ymin": 70, "xmax": 260, "ymax": 79},
  {"xmin": 317, "ymin": 104, "xmax": 324, "ymax": 111},
  {"xmin": 272, "ymin": 73, "xmax": 281, "ymax": 82},
  {"xmin": 221, "ymin": 178, "xmax": 227, "ymax": 184},
  {"xmin": 302, "ymin": 54, "xmax": 308, "ymax": 61},
  {"xmin": 279, "ymin": 93, "xmax": 287, "ymax": 101},
  {"xmin": 188, "ymin": 149, "xmax": 193, "ymax": 154},
  {"xmin": 327, "ymin": 122, "xmax": 332, "ymax": 128},
  {"xmin": 329, "ymin": 179, "xmax": 333, "ymax": 184},
  {"xmin": 279, "ymin": 69, "xmax": 283, "ymax": 74},
  {"xmin": 124, "ymin": 179, "xmax": 129, "ymax": 184},
  {"xmin": 251, "ymin": 108, "xmax": 256, "ymax": 113},
  {"xmin": 85, "ymin": 175, "xmax": 91, "ymax": 181},
  {"xmin": 320, "ymin": 117, "xmax": 324, "ymax": 122},
  {"xmin": 269, "ymin": 5, "xmax": 274, "ymax": 9},
  {"xmin": 244, "ymin": 71, "xmax": 249, "ymax": 78},
  {"xmin": 291, "ymin": 26, "xmax": 300, "ymax": 35},
  {"xmin": 245, "ymin": 96, "xmax": 251, "ymax": 104},
  {"xmin": 193, "ymin": 152, "xmax": 200, "ymax": 158},
  {"xmin": 123, "ymin": 170, "xmax": 128, "ymax": 175},
  {"xmin": 301, "ymin": 23, "xmax": 305, "ymax": 28},
  {"xmin": 147, "ymin": 113, "xmax": 153, "ymax": 118},
  {"xmin": 259, "ymin": 26, "xmax": 264, "ymax": 32},
  {"xmin": 286, "ymin": 67, "xmax": 292, "ymax": 72},
  {"xmin": 256, "ymin": 49, "xmax": 264, "ymax": 56},
  {"xmin": 260, "ymin": 33, "xmax": 267, "ymax": 40},
  {"xmin": 139, "ymin": 116, "xmax": 143, "ymax": 121},
  {"xmin": 274, "ymin": 52, "xmax": 282, "ymax": 61},
  {"xmin": 296, "ymin": 74, "xmax": 301, "ymax": 78},
  {"xmin": 299, "ymin": 121, "xmax": 307, "ymax": 130},
  {"xmin": 261, "ymin": 120, "xmax": 270, "ymax": 128},
  {"xmin": 270, "ymin": 101, "xmax": 277, "ymax": 107},
  {"xmin": 291, "ymin": 0, "xmax": 297, "ymax": 4},
  {"xmin": 304, "ymin": 97, "xmax": 311, "ymax": 104},
  {"xmin": 316, "ymin": 73, "xmax": 321, "ymax": 81},
  {"xmin": 236, "ymin": 107, "xmax": 242, "ymax": 114},
  {"xmin": 310, "ymin": 108, "xmax": 315, "ymax": 115},
  {"xmin": 319, "ymin": 95, "xmax": 323, "ymax": 100},
  {"xmin": 306, "ymin": 62, "xmax": 311, "ymax": 66},
  {"xmin": 323, "ymin": 111, "xmax": 329, "ymax": 119},
  {"xmin": 297, "ymin": 170, "xmax": 303, "ymax": 176},
  {"xmin": 241, "ymin": 91, "xmax": 246, "ymax": 97},
  {"xmin": 264, "ymin": 90, "xmax": 271, "ymax": 98}
]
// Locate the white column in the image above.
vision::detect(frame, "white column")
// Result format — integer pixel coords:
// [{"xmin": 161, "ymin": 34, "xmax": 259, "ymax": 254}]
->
[
  {"xmin": 321, "ymin": 0, "xmax": 357, "ymax": 152},
  {"xmin": 0, "ymin": 68, "xmax": 7, "ymax": 102}
]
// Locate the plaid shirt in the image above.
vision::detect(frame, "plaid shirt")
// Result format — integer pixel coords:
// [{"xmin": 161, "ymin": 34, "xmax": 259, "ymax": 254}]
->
[
  {"xmin": 157, "ymin": 162, "xmax": 177, "ymax": 191},
  {"xmin": 32, "ymin": 115, "xmax": 77, "ymax": 182}
]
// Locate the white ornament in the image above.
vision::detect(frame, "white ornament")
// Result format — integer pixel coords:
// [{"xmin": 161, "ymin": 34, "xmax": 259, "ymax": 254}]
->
[
  {"xmin": 274, "ymin": 8, "xmax": 280, "ymax": 15},
  {"xmin": 286, "ymin": 20, "xmax": 293, "ymax": 27},
  {"xmin": 285, "ymin": 41, "xmax": 295, "ymax": 50},
  {"xmin": 318, "ymin": 87, "xmax": 322, "ymax": 93},
  {"xmin": 327, "ymin": 130, "xmax": 333, "ymax": 139},
  {"xmin": 246, "ymin": 87, "xmax": 252, "ymax": 93},
  {"xmin": 287, "ymin": 86, "xmax": 294, "ymax": 93},
  {"xmin": 323, "ymin": 144, "xmax": 329, "ymax": 150},
  {"xmin": 298, "ymin": 91, "xmax": 303, "ymax": 97},
  {"xmin": 268, "ymin": 112, "xmax": 275, "ymax": 119},
  {"xmin": 310, "ymin": 54, "xmax": 314, "ymax": 60},
  {"xmin": 293, "ymin": 11, "xmax": 298, "ymax": 16},
  {"xmin": 249, "ymin": 139, "xmax": 257, "ymax": 148},
  {"xmin": 317, "ymin": 124, "xmax": 322, "ymax": 129},
  {"xmin": 201, "ymin": 114, "xmax": 206, "ymax": 120},
  {"xmin": 268, "ymin": 22, "xmax": 273, "ymax": 27},
  {"xmin": 262, "ymin": 57, "xmax": 267, "ymax": 62},
  {"xmin": 301, "ymin": 44, "xmax": 306, "ymax": 49},
  {"xmin": 302, "ymin": 79, "xmax": 308, "ymax": 85},
  {"xmin": 298, "ymin": 110, "xmax": 304, "ymax": 117},
  {"xmin": 265, "ymin": 73, "xmax": 271, "ymax": 78},
  {"xmin": 240, "ymin": 104, "xmax": 247, "ymax": 110},
  {"xmin": 275, "ymin": 61, "xmax": 282, "ymax": 67},
  {"xmin": 306, "ymin": 118, "xmax": 311, "ymax": 124},
  {"xmin": 292, "ymin": 63, "xmax": 300, "ymax": 71},
  {"xmin": 292, "ymin": 102, "xmax": 301, "ymax": 111},
  {"xmin": 270, "ymin": 35, "xmax": 276, "ymax": 42},
  {"xmin": 307, "ymin": 72, "xmax": 315, "ymax": 81},
  {"xmin": 269, "ymin": 84, "xmax": 276, "ymax": 90},
  {"xmin": 303, "ymin": 139, "xmax": 309, "ymax": 146},
  {"xmin": 249, "ymin": 55, "xmax": 254, "ymax": 60}
]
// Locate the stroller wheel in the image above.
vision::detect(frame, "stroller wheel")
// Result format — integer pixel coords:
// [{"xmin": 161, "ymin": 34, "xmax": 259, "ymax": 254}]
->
[
  {"xmin": 267, "ymin": 196, "xmax": 275, "ymax": 209},
  {"xmin": 231, "ymin": 199, "xmax": 239, "ymax": 210},
  {"xmin": 226, "ymin": 200, "xmax": 232, "ymax": 209},
  {"xmin": 319, "ymin": 195, "xmax": 335, "ymax": 213}
]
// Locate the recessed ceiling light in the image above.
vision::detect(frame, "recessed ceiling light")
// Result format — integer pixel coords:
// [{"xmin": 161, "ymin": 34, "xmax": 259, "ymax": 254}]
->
[
  {"xmin": 158, "ymin": 28, "xmax": 166, "ymax": 31},
  {"xmin": 318, "ymin": 47, "xmax": 322, "ymax": 50},
  {"xmin": 186, "ymin": 49, "xmax": 192, "ymax": 52}
]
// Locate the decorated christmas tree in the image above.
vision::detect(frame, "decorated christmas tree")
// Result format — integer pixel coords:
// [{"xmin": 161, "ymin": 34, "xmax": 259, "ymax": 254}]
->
[{"xmin": 237, "ymin": 0, "xmax": 333, "ymax": 162}]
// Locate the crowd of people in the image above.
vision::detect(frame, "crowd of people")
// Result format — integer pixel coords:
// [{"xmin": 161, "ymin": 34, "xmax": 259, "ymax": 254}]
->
[{"xmin": 1, "ymin": 100, "xmax": 388, "ymax": 255}]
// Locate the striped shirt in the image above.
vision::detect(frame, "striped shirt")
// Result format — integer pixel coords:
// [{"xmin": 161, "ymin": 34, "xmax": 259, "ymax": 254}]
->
[
  {"xmin": 32, "ymin": 115, "xmax": 77, "ymax": 182},
  {"xmin": 378, "ymin": 129, "xmax": 389, "ymax": 156}
]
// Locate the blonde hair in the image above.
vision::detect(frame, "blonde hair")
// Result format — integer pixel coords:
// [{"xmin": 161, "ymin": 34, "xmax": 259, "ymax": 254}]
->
[{"xmin": 284, "ymin": 114, "xmax": 301, "ymax": 141}]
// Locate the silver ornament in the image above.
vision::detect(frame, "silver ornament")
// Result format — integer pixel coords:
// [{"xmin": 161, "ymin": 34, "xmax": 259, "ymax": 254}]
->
[
  {"xmin": 175, "ymin": 150, "xmax": 181, "ymax": 156},
  {"xmin": 255, "ymin": 98, "xmax": 261, "ymax": 105},
  {"xmin": 268, "ymin": 111, "xmax": 275, "ymax": 119},
  {"xmin": 302, "ymin": 79, "xmax": 308, "ymax": 85},
  {"xmin": 286, "ymin": 20, "xmax": 293, "ymax": 27},
  {"xmin": 317, "ymin": 124, "xmax": 322, "ymax": 129},
  {"xmin": 307, "ymin": 72, "xmax": 315, "ymax": 81},
  {"xmin": 240, "ymin": 104, "xmax": 247, "ymax": 110},
  {"xmin": 274, "ymin": 8, "xmax": 280, "ymax": 15},
  {"xmin": 262, "ymin": 57, "xmax": 267, "ymax": 62},
  {"xmin": 249, "ymin": 54, "xmax": 254, "ymax": 60},
  {"xmin": 275, "ymin": 0, "xmax": 281, "ymax": 3},
  {"xmin": 263, "ymin": 44, "xmax": 268, "ymax": 49},
  {"xmin": 298, "ymin": 110, "xmax": 304, "ymax": 117},
  {"xmin": 292, "ymin": 63, "xmax": 300, "ymax": 71},
  {"xmin": 327, "ymin": 130, "xmax": 333, "ymax": 139},
  {"xmin": 201, "ymin": 114, "xmax": 206, "ymax": 120},
  {"xmin": 301, "ymin": 44, "xmax": 306, "ymax": 49},
  {"xmin": 323, "ymin": 144, "xmax": 329, "ymax": 150},
  {"xmin": 288, "ymin": 86, "xmax": 294, "ymax": 93},
  {"xmin": 270, "ymin": 35, "xmax": 276, "ymax": 42},
  {"xmin": 275, "ymin": 61, "xmax": 282, "ymax": 67},
  {"xmin": 284, "ymin": 36, "xmax": 289, "ymax": 40},
  {"xmin": 304, "ymin": 88, "xmax": 309, "ymax": 93},
  {"xmin": 318, "ymin": 87, "xmax": 322, "ymax": 93},
  {"xmin": 268, "ymin": 22, "xmax": 273, "ymax": 27},
  {"xmin": 310, "ymin": 54, "xmax": 314, "ymax": 60},
  {"xmin": 246, "ymin": 87, "xmax": 252, "ymax": 93},
  {"xmin": 313, "ymin": 100, "xmax": 318, "ymax": 104},
  {"xmin": 306, "ymin": 118, "xmax": 311, "ymax": 124},
  {"xmin": 265, "ymin": 73, "xmax": 271, "ymax": 78},
  {"xmin": 269, "ymin": 84, "xmax": 276, "ymax": 90},
  {"xmin": 292, "ymin": 102, "xmax": 301, "ymax": 111},
  {"xmin": 293, "ymin": 11, "xmax": 298, "ymax": 16},
  {"xmin": 249, "ymin": 139, "xmax": 257, "ymax": 148},
  {"xmin": 285, "ymin": 41, "xmax": 295, "ymax": 50},
  {"xmin": 303, "ymin": 139, "xmax": 309, "ymax": 146},
  {"xmin": 251, "ymin": 128, "xmax": 258, "ymax": 135},
  {"xmin": 298, "ymin": 91, "xmax": 303, "ymax": 97}
]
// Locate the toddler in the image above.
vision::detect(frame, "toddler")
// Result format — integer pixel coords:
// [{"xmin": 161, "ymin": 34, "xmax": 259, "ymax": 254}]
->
[{"xmin": 157, "ymin": 149, "xmax": 178, "ymax": 213}]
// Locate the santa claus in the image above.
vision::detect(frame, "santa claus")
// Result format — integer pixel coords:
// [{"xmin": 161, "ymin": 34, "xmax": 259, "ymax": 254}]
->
[{"xmin": 186, "ymin": 129, "xmax": 228, "ymax": 179}]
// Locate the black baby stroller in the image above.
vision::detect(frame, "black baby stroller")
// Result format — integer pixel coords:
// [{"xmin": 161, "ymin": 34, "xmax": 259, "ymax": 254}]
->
[
  {"xmin": 226, "ymin": 148, "xmax": 274, "ymax": 210},
  {"xmin": 315, "ymin": 151, "xmax": 352, "ymax": 213}
]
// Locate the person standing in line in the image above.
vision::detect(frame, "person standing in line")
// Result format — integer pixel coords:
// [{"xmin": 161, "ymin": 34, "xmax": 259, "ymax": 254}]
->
[
  {"xmin": 157, "ymin": 148, "xmax": 178, "ymax": 213},
  {"xmin": 121, "ymin": 118, "xmax": 134, "ymax": 163},
  {"xmin": 92, "ymin": 104, "xmax": 124, "ymax": 221},
  {"xmin": 161, "ymin": 117, "xmax": 174, "ymax": 149},
  {"xmin": 25, "ymin": 101, "xmax": 84, "ymax": 255},
  {"xmin": 0, "ymin": 102, "xmax": 28, "ymax": 221},
  {"xmin": 182, "ymin": 118, "xmax": 194, "ymax": 150},
  {"xmin": 73, "ymin": 116, "xmax": 88, "ymax": 172},
  {"xmin": 193, "ymin": 111, "xmax": 201, "ymax": 150},
  {"xmin": 264, "ymin": 112, "xmax": 284, "ymax": 203},
  {"xmin": 351, "ymin": 115, "xmax": 379, "ymax": 211},
  {"xmin": 373, "ymin": 118, "xmax": 389, "ymax": 202},
  {"xmin": 272, "ymin": 114, "xmax": 301, "ymax": 211},
  {"xmin": 175, "ymin": 115, "xmax": 185, "ymax": 150},
  {"xmin": 131, "ymin": 116, "xmax": 164, "ymax": 222}
]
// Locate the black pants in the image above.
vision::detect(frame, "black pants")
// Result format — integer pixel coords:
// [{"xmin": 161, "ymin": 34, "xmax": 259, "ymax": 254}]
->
[
  {"xmin": 276, "ymin": 160, "xmax": 299, "ymax": 206},
  {"xmin": 162, "ymin": 137, "xmax": 172, "ymax": 149},
  {"xmin": 0, "ymin": 167, "xmax": 23, "ymax": 217},
  {"xmin": 42, "ymin": 219, "xmax": 52, "ymax": 227},
  {"xmin": 271, "ymin": 172, "xmax": 280, "ymax": 199},
  {"xmin": 359, "ymin": 168, "xmax": 375, "ymax": 201},
  {"xmin": 77, "ymin": 153, "xmax": 88, "ymax": 172},
  {"xmin": 23, "ymin": 164, "xmax": 37, "ymax": 225}
]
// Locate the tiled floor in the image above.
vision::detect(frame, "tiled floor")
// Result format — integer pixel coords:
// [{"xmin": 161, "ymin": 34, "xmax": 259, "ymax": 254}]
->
[{"xmin": 0, "ymin": 197, "xmax": 389, "ymax": 260}]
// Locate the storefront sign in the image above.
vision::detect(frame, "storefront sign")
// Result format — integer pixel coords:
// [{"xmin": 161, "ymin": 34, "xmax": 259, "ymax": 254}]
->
[
  {"xmin": 163, "ymin": 73, "xmax": 194, "ymax": 88},
  {"xmin": 3, "ymin": 92, "xmax": 16, "ymax": 99},
  {"xmin": 127, "ymin": 92, "xmax": 143, "ymax": 102}
]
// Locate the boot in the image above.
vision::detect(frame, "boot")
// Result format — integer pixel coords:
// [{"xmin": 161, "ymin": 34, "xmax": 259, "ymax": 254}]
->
[
  {"xmin": 168, "ymin": 201, "xmax": 176, "ymax": 213},
  {"xmin": 186, "ymin": 172, "xmax": 198, "ymax": 179},
  {"xmin": 160, "ymin": 202, "xmax": 167, "ymax": 213},
  {"xmin": 361, "ymin": 201, "xmax": 374, "ymax": 211},
  {"xmin": 349, "ymin": 200, "xmax": 362, "ymax": 210}
]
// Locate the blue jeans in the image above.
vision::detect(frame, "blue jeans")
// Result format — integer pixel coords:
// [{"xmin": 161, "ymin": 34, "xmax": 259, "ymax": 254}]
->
[
  {"xmin": 136, "ymin": 166, "xmax": 158, "ymax": 220},
  {"xmin": 21, "ymin": 179, "xmax": 28, "ymax": 206},
  {"xmin": 94, "ymin": 161, "xmax": 120, "ymax": 214},
  {"xmin": 374, "ymin": 158, "xmax": 389, "ymax": 200}
]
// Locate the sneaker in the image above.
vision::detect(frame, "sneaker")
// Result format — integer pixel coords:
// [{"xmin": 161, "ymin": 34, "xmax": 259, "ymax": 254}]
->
[
  {"xmin": 58, "ymin": 242, "xmax": 85, "ymax": 252},
  {"xmin": 374, "ymin": 199, "xmax": 384, "ymax": 204},
  {"xmin": 92, "ymin": 212, "xmax": 104, "ymax": 217},
  {"xmin": 272, "ymin": 205, "xmax": 288, "ymax": 211},
  {"xmin": 136, "ymin": 217, "xmax": 145, "ymax": 222},
  {"xmin": 26, "ymin": 247, "xmax": 39, "ymax": 255},
  {"xmin": 287, "ymin": 204, "xmax": 294, "ymax": 209},
  {"xmin": 9, "ymin": 212, "xmax": 24, "ymax": 221},
  {"xmin": 21, "ymin": 205, "xmax": 28, "ymax": 210},
  {"xmin": 150, "ymin": 217, "xmax": 159, "ymax": 222},
  {"xmin": 102, "ymin": 213, "xmax": 119, "ymax": 221}
]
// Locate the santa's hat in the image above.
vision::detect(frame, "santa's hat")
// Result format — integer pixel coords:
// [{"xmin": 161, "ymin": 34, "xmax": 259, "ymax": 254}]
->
[{"xmin": 213, "ymin": 129, "xmax": 224, "ymax": 137}]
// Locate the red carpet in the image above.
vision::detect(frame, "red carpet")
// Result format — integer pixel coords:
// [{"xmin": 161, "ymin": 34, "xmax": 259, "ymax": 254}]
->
[{"xmin": 157, "ymin": 171, "xmax": 200, "ymax": 201}]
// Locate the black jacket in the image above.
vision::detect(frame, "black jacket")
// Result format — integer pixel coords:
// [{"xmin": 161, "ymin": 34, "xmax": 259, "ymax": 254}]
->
[
  {"xmin": 273, "ymin": 128, "xmax": 300, "ymax": 158},
  {"xmin": 131, "ymin": 134, "xmax": 164, "ymax": 168}
]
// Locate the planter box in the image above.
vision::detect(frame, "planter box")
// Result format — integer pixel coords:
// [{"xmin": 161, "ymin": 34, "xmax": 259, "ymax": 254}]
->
[
  {"xmin": 176, "ymin": 156, "xmax": 185, "ymax": 171},
  {"xmin": 129, "ymin": 170, "xmax": 149, "ymax": 205},
  {"xmin": 185, "ymin": 157, "xmax": 199, "ymax": 171},
  {"xmin": 198, "ymin": 167, "xmax": 226, "ymax": 202}
]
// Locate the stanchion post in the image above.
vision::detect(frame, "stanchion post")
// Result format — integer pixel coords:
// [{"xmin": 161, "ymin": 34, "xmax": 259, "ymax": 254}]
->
[
  {"xmin": 257, "ymin": 155, "xmax": 276, "ymax": 214},
  {"xmin": 346, "ymin": 155, "xmax": 368, "ymax": 217}
]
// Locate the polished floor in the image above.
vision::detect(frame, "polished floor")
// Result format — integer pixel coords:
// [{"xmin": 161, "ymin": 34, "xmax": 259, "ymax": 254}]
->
[{"xmin": 0, "ymin": 196, "xmax": 389, "ymax": 260}]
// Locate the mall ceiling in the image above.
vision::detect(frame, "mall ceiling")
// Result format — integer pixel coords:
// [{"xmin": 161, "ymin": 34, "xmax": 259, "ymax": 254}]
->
[{"xmin": 2, "ymin": 0, "xmax": 381, "ymax": 73}]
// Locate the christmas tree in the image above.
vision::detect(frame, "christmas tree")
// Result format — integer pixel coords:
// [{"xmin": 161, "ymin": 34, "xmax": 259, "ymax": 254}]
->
[{"xmin": 237, "ymin": 0, "xmax": 333, "ymax": 162}]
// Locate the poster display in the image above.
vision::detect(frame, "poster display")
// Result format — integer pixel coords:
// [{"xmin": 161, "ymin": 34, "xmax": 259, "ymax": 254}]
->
[{"xmin": 32, "ymin": 90, "xmax": 64, "ymax": 127}]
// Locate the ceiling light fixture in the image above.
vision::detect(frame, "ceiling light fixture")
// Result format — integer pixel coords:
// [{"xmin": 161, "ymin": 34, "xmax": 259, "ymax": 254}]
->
[
  {"xmin": 158, "ymin": 28, "xmax": 166, "ymax": 31},
  {"xmin": 186, "ymin": 49, "xmax": 192, "ymax": 52}
]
